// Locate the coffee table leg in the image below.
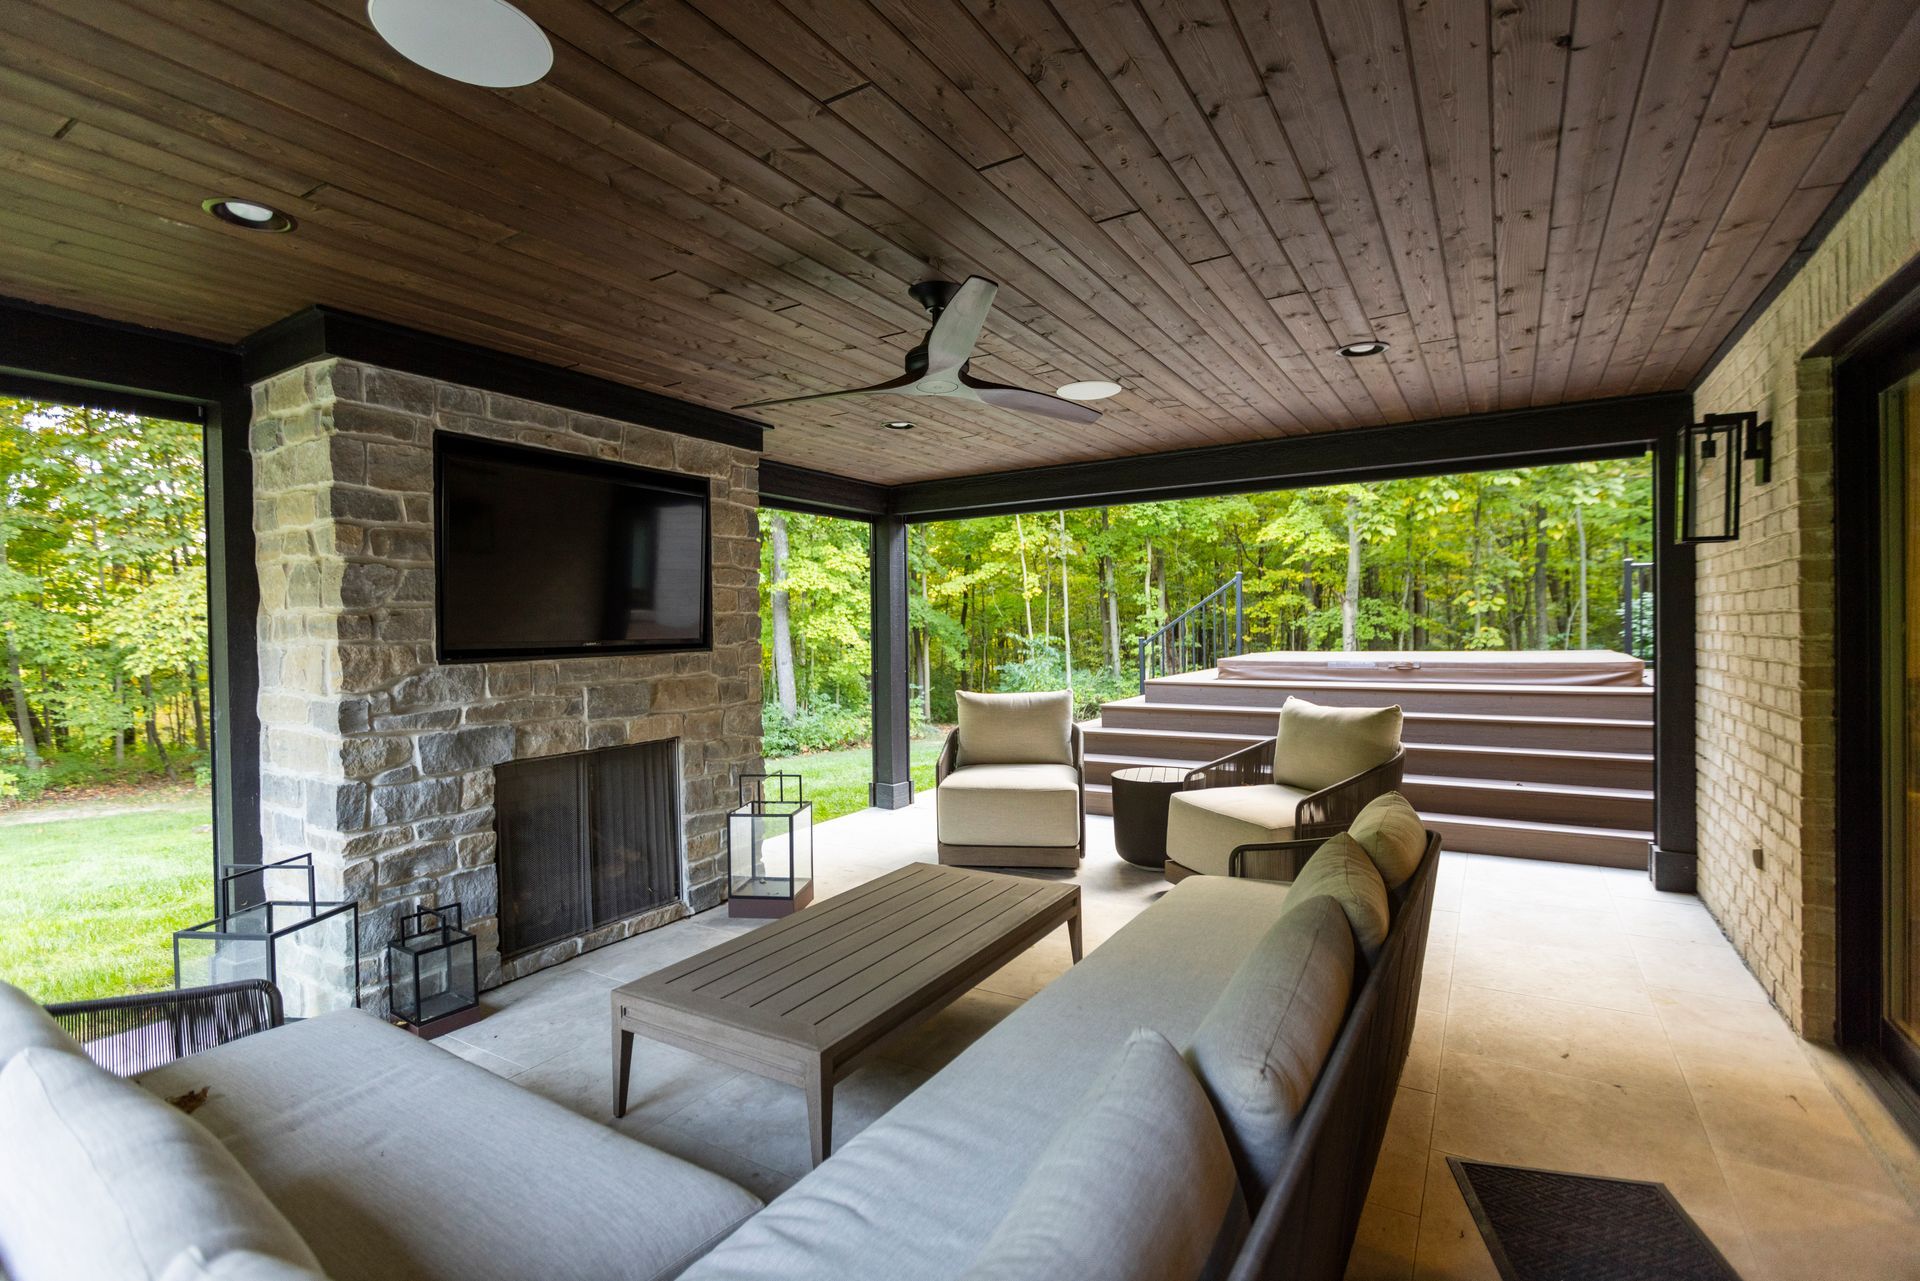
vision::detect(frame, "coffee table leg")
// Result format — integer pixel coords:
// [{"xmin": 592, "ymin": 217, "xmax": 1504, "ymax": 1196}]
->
[
  {"xmin": 613, "ymin": 1027, "xmax": 634, "ymax": 1119},
  {"xmin": 806, "ymin": 1061, "xmax": 833, "ymax": 1167},
  {"xmin": 1068, "ymin": 907, "xmax": 1083, "ymax": 963}
]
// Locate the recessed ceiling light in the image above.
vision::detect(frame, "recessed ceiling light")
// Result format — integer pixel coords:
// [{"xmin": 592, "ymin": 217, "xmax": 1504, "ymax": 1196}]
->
[
  {"xmin": 368, "ymin": 0, "xmax": 554, "ymax": 88},
  {"xmin": 1338, "ymin": 340, "xmax": 1389, "ymax": 357},
  {"xmin": 202, "ymin": 198, "xmax": 296, "ymax": 232},
  {"xmin": 885, "ymin": 421, "xmax": 915, "ymax": 431},
  {"xmin": 1055, "ymin": 380, "xmax": 1123, "ymax": 401}
]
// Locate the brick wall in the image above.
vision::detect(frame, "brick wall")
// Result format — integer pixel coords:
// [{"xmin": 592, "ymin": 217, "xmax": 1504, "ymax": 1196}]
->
[
  {"xmin": 250, "ymin": 359, "xmax": 762, "ymax": 1012},
  {"xmin": 1692, "ymin": 123, "xmax": 1920, "ymax": 1039}
]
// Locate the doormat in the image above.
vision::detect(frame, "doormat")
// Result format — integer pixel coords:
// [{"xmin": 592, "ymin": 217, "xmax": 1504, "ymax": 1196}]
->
[{"xmin": 1448, "ymin": 1158, "xmax": 1741, "ymax": 1281}]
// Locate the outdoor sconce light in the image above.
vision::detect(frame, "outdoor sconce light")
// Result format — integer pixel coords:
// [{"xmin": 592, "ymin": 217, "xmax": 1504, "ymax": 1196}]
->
[
  {"xmin": 729, "ymin": 773, "xmax": 814, "ymax": 918},
  {"xmin": 1678, "ymin": 411, "xmax": 1772, "ymax": 544}
]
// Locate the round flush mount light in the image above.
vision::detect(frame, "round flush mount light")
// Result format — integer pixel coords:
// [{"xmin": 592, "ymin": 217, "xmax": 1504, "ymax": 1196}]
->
[
  {"xmin": 367, "ymin": 0, "xmax": 554, "ymax": 88},
  {"xmin": 1055, "ymin": 379, "xmax": 1123, "ymax": 401},
  {"xmin": 202, "ymin": 198, "xmax": 296, "ymax": 233},
  {"xmin": 885, "ymin": 421, "xmax": 915, "ymax": 431},
  {"xmin": 1338, "ymin": 340, "xmax": 1389, "ymax": 358}
]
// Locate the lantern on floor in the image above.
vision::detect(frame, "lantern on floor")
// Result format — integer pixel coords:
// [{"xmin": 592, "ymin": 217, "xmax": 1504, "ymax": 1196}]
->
[
  {"xmin": 729, "ymin": 773, "xmax": 814, "ymax": 918},
  {"xmin": 173, "ymin": 853, "xmax": 361, "ymax": 1020},
  {"xmin": 387, "ymin": 904, "xmax": 481, "ymax": 1037}
]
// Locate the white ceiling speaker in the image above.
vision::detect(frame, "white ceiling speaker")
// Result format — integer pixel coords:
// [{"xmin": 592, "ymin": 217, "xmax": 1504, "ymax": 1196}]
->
[{"xmin": 367, "ymin": 0, "xmax": 554, "ymax": 88}]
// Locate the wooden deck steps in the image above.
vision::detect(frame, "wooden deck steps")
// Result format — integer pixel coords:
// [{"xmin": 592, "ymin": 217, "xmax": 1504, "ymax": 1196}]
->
[{"xmin": 1080, "ymin": 669, "xmax": 1657, "ymax": 868}]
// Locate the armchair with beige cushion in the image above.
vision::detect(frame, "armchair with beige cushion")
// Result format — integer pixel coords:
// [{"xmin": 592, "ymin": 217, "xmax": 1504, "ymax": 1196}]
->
[
  {"xmin": 935, "ymin": 690, "xmax": 1085, "ymax": 869},
  {"xmin": 1163, "ymin": 696, "xmax": 1405, "ymax": 882}
]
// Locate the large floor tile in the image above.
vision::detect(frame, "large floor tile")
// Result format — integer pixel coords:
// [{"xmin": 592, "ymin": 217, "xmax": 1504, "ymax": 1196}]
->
[
  {"xmin": 1610, "ymin": 897, "xmax": 1729, "ymax": 946},
  {"xmin": 1449, "ymin": 934, "xmax": 1655, "ymax": 1015},
  {"xmin": 578, "ymin": 921, "xmax": 741, "ymax": 983},
  {"xmin": 1454, "ymin": 896, "xmax": 1632, "ymax": 957},
  {"xmin": 1627, "ymin": 935, "xmax": 1770, "ymax": 1004},
  {"xmin": 1684, "ymin": 1057, "xmax": 1904, "ymax": 1196},
  {"xmin": 1461, "ymin": 854, "xmax": 1613, "ymax": 911},
  {"xmin": 513, "ymin": 1026, "xmax": 741, "ymax": 1131},
  {"xmin": 1442, "ymin": 982, "xmax": 1689, "ymax": 1097},
  {"xmin": 1403, "ymin": 980, "xmax": 1449, "ymax": 1094},
  {"xmin": 1649, "ymin": 984, "xmax": 1815, "ymax": 1081},
  {"xmin": 1721, "ymin": 1157, "xmax": 1920, "ymax": 1281},
  {"xmin": 878, "ymin": 987, "xmax": 1025, "ymax": 1074},
  {"xmin": 1410, "ymin": 1150, "xmax": 1499, "ymax": 1281},
  {"xmin": 1347, "ymin": 1200, "xmax": 1419, "ymax": 1281},
  {"xmin": 1369, "ymin": 1086, "xmax": 1437, "ymax": 1216},
  {"xmin": 452, "ymin": 969, "xmax": 613, "ymax": 1072},
  {"xmin": 976, "ymin": 930, "xmax": 1078, "ymax": 1000}
]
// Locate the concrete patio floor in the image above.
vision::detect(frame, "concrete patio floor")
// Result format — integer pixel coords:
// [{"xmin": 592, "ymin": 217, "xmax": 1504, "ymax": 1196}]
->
[{"xmin": 434, "ymin": 797, "xmax": 1920, "ymax": 1280}]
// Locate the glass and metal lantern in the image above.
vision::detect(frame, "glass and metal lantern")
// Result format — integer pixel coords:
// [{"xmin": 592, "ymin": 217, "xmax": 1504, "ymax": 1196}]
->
[
  {"xmin": 173, "ymin": 854, "xmax": 361, "ymax": 1019},
  {"xmin": 387, "ymin": 904, "xmax": 481, "ymax": 1037},
  {"xmin": 728, "ymin": 772, "xmax": 814, "ymax": 918}
]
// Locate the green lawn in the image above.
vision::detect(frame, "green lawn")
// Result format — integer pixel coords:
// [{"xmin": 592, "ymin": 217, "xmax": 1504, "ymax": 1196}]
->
[
  {"xmin": 0, "ymin": 799, "xmax": 214, "ymax": 1004},
  {"xmin": 768, "ymin": 736, "xmax": 944, "ymax": 823}
]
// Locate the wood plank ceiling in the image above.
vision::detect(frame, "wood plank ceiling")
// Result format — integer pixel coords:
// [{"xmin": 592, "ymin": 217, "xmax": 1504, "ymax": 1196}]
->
[{"xmin": 0, "ymin": 0, "xmax": 1915, "ymax": 483}]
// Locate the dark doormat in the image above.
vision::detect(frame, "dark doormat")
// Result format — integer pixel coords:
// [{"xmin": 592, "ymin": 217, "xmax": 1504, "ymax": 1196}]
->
[{"xmin": 1448, "ymin": 1158, "xmax": 1742, "ymax": 1281}]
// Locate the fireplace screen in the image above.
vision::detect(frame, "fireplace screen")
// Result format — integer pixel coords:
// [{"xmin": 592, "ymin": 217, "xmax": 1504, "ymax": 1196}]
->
[{"xmin": 494, "ymin": 741, "xmax": 681, "ymax": 959}]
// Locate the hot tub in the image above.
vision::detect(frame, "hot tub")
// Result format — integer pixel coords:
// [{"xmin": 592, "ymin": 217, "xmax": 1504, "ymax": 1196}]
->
[{"xmin": 1213, "ymin": 650, "xmax": 1646, "ymax": 687}]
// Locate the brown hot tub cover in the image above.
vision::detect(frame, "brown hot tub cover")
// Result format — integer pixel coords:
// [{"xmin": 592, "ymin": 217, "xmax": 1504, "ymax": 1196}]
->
[{"xmin": 1214, "ymin": 650, "xmax": 1646, "ymax": 687}]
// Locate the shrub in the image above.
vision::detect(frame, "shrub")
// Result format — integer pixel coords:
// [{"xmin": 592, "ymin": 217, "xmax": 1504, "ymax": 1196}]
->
[
  {"xmin": 761, "ymin": 701, "xmax": 872, "ymax": 755},
  {"xmin": 991, "ymin": 636, "xmax": 1138, "ymax": 720}
]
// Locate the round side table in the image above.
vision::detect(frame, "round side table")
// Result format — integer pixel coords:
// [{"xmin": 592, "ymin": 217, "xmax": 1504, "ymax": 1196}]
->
[{"xmin": 1110, "ymin": 765, "xmax": 1189, "ymax": 868}]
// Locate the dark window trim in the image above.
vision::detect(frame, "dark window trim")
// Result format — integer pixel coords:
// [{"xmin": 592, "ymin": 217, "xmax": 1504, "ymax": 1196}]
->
[{"xmin": 759, "ymin": 461, "xmax": 890, "ymax": 519}]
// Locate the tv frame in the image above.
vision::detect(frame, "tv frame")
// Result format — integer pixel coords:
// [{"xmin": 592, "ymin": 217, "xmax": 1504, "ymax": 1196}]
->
[{"xmin": 431, "ymin": 433, "xmax": 714, "ymax": 664}]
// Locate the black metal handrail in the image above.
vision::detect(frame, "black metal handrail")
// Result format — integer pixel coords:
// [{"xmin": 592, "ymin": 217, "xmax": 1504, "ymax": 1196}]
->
[
  {"xmin": 1138, "ymin": 572, "xmax": 1244, "ymax": 690},
  {"xmin": 1621, "ymin": 557, "xmax": 1654, "ymax": 662}
]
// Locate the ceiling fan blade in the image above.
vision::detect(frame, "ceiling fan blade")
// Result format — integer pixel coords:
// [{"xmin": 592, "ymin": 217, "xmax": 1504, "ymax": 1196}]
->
[
  {"xmin": 734, "ymin": 371, "xmax": 917, "ymax": 412},
  {"xmin": 923, "ymin": 276, "xmax": 998, "ymax": 374},
  {"xmin": 965, "ymin": 376, "xmax": 1103, "ymax": 424}
]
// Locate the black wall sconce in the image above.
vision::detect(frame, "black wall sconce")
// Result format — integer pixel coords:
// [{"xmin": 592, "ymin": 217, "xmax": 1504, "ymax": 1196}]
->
[{"xmin": 1679, "ymin": 411, "xmax": 1773, "ymax": 543}]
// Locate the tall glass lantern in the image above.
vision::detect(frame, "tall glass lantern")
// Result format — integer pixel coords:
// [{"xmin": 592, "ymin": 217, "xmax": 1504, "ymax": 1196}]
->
[{"xmin": 728, "ymin": 773, "xmax": 814, "ymax": 918}]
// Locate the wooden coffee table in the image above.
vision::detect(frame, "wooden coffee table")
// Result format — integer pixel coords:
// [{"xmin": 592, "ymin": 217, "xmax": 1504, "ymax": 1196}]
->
[{"xmin": 612, "ymin": 862, "xmax": 1080, "ymax": 1166}]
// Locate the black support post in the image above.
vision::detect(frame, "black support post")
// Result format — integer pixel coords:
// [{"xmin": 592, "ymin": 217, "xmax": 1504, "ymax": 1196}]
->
[
  {"xmin": 869, "ymin": 515, "xmax": 914, "ymax": 810},
  {"xmin": 1651, "ymin": 426, "xmax": 1699, "ymax": 890},
  {"xmin": 205, "ymin": 387, "xmax": 264, "ymax": 896}
]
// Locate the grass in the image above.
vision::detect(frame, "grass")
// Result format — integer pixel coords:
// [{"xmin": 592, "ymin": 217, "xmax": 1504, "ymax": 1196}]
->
[
  {"xmin": 768, "ymin": 736, "xmax": 944, "ymax": 823},
  {"xmin": 0, "ymin": 796, "xmax": 215, "ymax": 1003}
]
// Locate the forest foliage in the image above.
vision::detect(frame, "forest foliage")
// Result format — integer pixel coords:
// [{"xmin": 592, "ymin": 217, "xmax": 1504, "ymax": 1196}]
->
[
  {"xmin": 0, "ymin": 398, "xmax": 211, "ymax": 800},
  {"xmin": 760, "ymin": 457, "xmax": 1653, "ymax": 736}
]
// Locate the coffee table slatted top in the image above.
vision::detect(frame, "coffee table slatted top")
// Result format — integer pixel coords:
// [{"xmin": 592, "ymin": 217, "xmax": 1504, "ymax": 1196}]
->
[{"xmin": 621, "ymin": 864, "xmax": 1079, "ymax": 1054}]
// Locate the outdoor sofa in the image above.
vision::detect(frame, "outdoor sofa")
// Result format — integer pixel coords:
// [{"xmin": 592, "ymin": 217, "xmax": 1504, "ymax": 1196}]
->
[{"xmin": 0, "ymin": 794, "xmax": 1437, "ymax": 1281}]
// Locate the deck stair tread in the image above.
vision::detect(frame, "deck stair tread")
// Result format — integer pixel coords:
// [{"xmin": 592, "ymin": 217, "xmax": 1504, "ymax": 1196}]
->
[{"xmin": 1402, "ymin": 774, "xmax": 1654, "ymax": 802}]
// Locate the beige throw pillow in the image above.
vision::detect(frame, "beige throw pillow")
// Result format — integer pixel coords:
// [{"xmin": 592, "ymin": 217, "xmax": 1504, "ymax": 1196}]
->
[
  {"xmin": 1184, "ymin": 895, "xmax": 1356, "ymax": 1196},
  {"xmin": 1284, "ymin": 833, "xmax": 1392, "ymax": 963},
  {"xmin": 0, "ymin": 980, "xmax": 82, "ymax": 1067},
  {"xmin": 1271, "ymin": 697, "xmax": 1402, "ymax": 791},
  {"xmin": 1347, "ymin": 791, "xmax": 1427, "ymax": 890},
  {"xmin": 955, "ymin": 690, "xmax": 1073, "ymax": 767}
]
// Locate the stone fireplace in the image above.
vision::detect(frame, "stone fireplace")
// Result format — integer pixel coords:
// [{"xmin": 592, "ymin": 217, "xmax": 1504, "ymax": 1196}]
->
[{"xmin": 249, "ymin": 359, "xmax": 761, "ymax": 1013}]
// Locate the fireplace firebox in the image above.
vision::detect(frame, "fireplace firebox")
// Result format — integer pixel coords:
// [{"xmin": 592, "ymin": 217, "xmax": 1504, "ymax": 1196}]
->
[{"xmin": 494, "ymin": 740, "xmax": 682, "ymax": 960}]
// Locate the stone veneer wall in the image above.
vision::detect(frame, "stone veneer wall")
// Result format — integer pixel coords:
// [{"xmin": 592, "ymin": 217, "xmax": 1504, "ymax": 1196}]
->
[
  {"xmin": 250, "ymin": 359, "xmax": 762, "ymax": 1011},
  {"xmin": 1691, "ymin": 122, "xmax": 1920, "ymax": 1039}
]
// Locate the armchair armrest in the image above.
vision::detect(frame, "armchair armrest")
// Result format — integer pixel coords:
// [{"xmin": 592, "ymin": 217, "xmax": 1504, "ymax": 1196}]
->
[
  {"xmin": 935, "ymin": 727, "xmax": 961, "ymax": 785},
  {"xmin": 1183, "ymin": 738, "xmax": 1275, "ymax": 791},
  {"xmin": 1293, "ymin": 749, "xmax": 1406, "ymax": 841},
  {"xmin": 44, "ymin": 979, "xmax": 283, "ymax": 1077},
  {"xmin": 1226, "ymin": 836, "xmax": 1327, "ymax": 882}
]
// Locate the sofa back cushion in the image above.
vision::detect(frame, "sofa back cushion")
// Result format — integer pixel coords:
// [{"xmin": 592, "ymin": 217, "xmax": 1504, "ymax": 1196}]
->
[
  {"xmin": 0, "ymin": 1047, "xmax": 322, "ymax": 1281},
  {"xmin": 162, "ymin": 1249, "xmax": 332, "ymax": 1281},
  {"xmin": 1285, "ymin": 833, "xmax": 1391, "ymax": 963},
  {"xmin": 0, "ymin": 981, "xmax": 80, "ymax": 1068},
  {"xmin": 956, "ymin": 691, "xmax": 1073, "ymax": 767},
  {"xmin": 1271, "ymin": 697, "xmax": 1402, "ymax": 792},
  {"xmin": 960, "ymin": 1028, "xmax": 1243, "ymax": 1281},
  {"xmin": 1183, "ymin": 897, "xmax": 1356, "ymax": 1197},
  {"xmin": 1347, "ymin": 791, "xmax": 1426, "ymax": 890}
]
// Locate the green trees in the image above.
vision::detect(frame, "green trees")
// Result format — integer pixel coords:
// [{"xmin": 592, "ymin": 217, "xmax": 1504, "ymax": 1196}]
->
[
  {"xmin": 760, "ymin": 457, "xmax": 1652, "ymax": 730},
  {"xmin": 0, "ymin": 398, "xmax": 209, "ymax": 797}
]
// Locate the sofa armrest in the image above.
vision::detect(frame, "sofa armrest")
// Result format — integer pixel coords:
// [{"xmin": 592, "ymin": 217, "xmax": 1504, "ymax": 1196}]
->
[
  {"xmin": 1182, "ymin": 737, "xmax": 1275, "ymax": 791},
  {"xmin": 1225, "ymin": 836, "xmax": 1327, "ymax": 882},
  {"xmin": 44, "ymin": 980, "xmax": 284, "ymax": 1077},
  {"xmin": 1293, "ymin": 749, "xmax": 1405, "ymax": 841},
  {"xmin": 935, "ymin": 727, "xmax": 961, "ymax": 785}
]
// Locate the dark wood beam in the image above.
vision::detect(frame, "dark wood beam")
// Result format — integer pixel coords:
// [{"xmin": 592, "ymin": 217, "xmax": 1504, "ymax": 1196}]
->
[{"xmin": 760, "ymin": 461, "xmax": 890, "ymax": 518}]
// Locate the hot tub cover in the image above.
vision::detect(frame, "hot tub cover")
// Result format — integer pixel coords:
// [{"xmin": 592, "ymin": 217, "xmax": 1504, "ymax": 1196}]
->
[{"xmin": 1214, "ymin": 650, "xmax": 1645, "ymax": 687}]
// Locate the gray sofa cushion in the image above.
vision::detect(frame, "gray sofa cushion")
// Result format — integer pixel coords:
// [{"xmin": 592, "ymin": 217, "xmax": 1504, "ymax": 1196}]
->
[
  {"xmin": 0, "ymin": 1046, "xmax": 321, "ymax": 1281},
  {"xmin": 960, "ymin": 1029, "xmax": 1240, "ymax": 1281},
  {"xmin": 1286, "ymin": 833, "xmax": 1391, "ymax": 962},
  {"xmin": 938, "ymin": 763, "xmax": 1081, "ymax": 846},
  {"xmin": 1347, "ymin": 791, "xmax": 1425, "ymax": 890},
  {"xmin": 955, "ymin": 691, "xmax": 1073, "ymax": 766},
  {"xmin": 1164, "ymin": 782, "xmax": 1312, "ymax": 876},
  {"xmin": 0, "ymin": 981, "xmax": 80, "ymax": 1066},
  {"xmin": 135, "ymin": 1009, "xmax": 760, "ymax": 1281},
  {"xmin": 1270, "ymin": 697, "xmax": 1402, "ymax": 791},
  {"xmin": 681, "ymin": 874, "xmax": 1296, "ymax": 1281},
  {"xmin": 1185, "ymin": 896, "xmax": 1356, "ymax": 1195},
  {"xmin": 161, "ymin": 1249, "xmax": 331, "ymax": 1281}
]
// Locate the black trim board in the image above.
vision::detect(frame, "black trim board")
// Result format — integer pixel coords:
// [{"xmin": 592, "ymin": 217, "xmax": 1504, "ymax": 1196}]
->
[
  {"xmin": 242, "ymin": 307, "xmax": 764, "ymax": 452},
  {"xmin": 759, "ymin": 461, "xmax": 890, "ymax": 518},
  {"xmin": 0, "ymin": 297, "xmax": 238, "ymax": 405}
]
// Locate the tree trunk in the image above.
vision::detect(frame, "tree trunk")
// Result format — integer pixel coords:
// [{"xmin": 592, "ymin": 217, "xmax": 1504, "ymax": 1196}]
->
[
  {"xmin": 188, "ymin": 660, "xmax": 207, "ymax": 751},
  {"xmin": 1014, "ymin": 513, "xmax": 1035, "ymax": 641},
  {"xmin": 1575, "ymin": 505, "xmax": 1589, "ymax": 649},
  {"xmin": 1058, "ymin": 510, "xmax": 1073, "ymax": 697},
  {"xmin": 767, "ymin": 512, "xmax": 798, "ymax": 716},
  {"xmin": 1342, "ymin": 493, "xmax": 1361, "ymax": 651},
  {"xmin": 917, "ymin": 565, "xmax": 933, "ymax": 720},
  {"xmin": 138, "ymin": 673, "xmax": 175, "ymax": 777},
  {"xmin": 4, "ymin": 631, "xmax": 41, "ymax": 770},
  {"xmin": 113, "ymin": 670, "xmax": 126, "ymax": 765},
  {"xmin": 1532, "ymin": 504, "xmax": 1551, "ymax": 647}
]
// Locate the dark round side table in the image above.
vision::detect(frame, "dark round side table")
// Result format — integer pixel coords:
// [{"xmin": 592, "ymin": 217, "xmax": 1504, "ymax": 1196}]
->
[{"xmin": 1110, "ymin": 765, "xmax": 1189, "ymax": 868}]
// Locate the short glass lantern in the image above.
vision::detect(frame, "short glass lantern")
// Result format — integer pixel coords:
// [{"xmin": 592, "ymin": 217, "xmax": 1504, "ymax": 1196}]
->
[
  {"xmin": 728, "ymin": 773, "xmax": 814, "ymax": 918},
  {"xmin": 387, "ymin": 904, "xmax": 481, "ymax": 1037}
]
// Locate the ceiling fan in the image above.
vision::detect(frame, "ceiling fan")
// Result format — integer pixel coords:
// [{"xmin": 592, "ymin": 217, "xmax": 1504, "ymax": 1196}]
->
[{"xmin": 734, "ymin": 276, "xmax": 1104, "ymax": 424}]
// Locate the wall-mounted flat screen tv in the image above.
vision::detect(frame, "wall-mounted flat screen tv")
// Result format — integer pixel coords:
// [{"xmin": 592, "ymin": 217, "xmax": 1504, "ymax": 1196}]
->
[{"xmin": 434, "ymin": 435, "xmax": 711, "ymax": 662}]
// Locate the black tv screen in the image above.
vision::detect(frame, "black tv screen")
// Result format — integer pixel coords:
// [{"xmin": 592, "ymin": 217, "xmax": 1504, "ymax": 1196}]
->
[{"xmin": 434, "ymin": 435, "xmax": 711, "ymax": 662}]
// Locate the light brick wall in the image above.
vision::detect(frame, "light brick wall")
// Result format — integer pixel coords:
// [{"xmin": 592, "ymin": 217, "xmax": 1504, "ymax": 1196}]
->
[
  {"xmin": 1692, "ymin": 124, "xmax": 1920, "ymax": 1039},
  {"xmin": 250, "ymin": 359, "xmax": 762, "ymax": 1012}
]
